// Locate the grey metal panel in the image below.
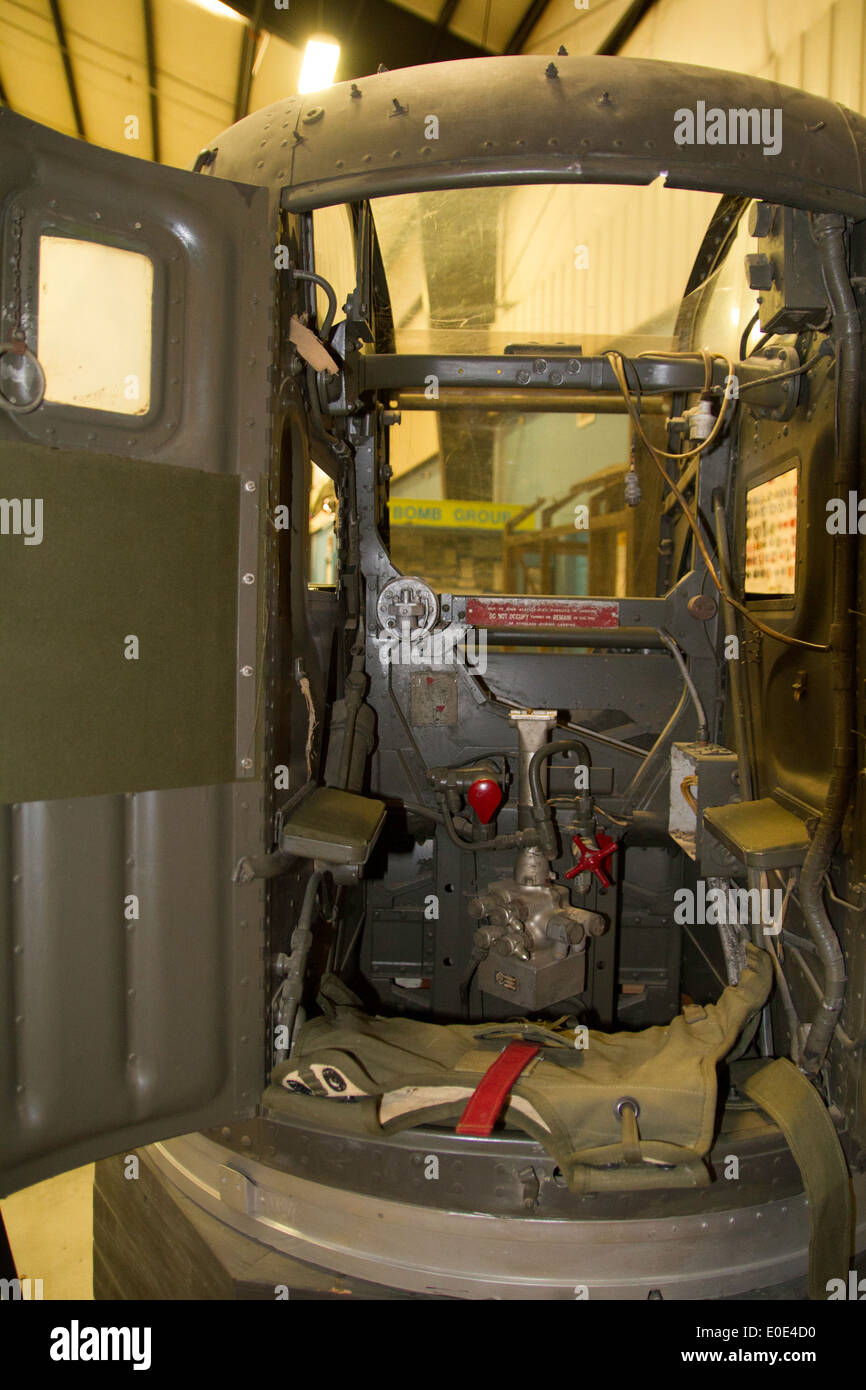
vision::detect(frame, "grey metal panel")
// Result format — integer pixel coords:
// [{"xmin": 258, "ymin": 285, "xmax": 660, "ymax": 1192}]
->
[
  {"xmin": 206, "ymin": 56, "xmax": 866, "ymax": 218},
  {"xmin": 0, "ymin": 785, "xmax": 263, "ymax": 1196},
  {"xmin": 482, "ymin": 651, "xmax": 680, "ymax": 724}
]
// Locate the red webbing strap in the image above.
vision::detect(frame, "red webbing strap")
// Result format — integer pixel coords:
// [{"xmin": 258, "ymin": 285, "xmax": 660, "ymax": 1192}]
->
[{"xmin": 456, "ymin": 1040, "xmax": 541, "ymax": 1137}]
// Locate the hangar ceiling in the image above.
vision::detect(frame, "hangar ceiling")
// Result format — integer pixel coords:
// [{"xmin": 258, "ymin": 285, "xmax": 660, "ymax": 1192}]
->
[{"xmin": 0, "ymin": 0, "xmax": 641, "ymax": 169}]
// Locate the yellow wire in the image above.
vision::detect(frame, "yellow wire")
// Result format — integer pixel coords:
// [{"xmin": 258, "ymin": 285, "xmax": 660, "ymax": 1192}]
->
[{"xmin": 603, "ymin": 349, "xmax": 830, "ymax": 654}]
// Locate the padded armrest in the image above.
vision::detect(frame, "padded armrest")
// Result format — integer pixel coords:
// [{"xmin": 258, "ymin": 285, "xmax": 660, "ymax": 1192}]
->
[
  {"xmin": 702, "ymin": 797, "xmax": 811, "ymax": 870},
  {"xmin": 279, "ymin": 786, "xmax": 386, "ymax": 867}
]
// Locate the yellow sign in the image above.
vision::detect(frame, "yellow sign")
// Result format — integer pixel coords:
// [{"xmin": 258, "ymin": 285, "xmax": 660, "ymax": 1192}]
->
[{"xmin": 389, "ymin": 498, "xmax": 535, "ymax": 530}]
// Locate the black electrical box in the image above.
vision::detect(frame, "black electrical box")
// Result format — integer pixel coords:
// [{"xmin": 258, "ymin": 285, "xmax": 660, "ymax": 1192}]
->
[{"xmin": 745, "ymin": 203, "xmax": 828, "ymax": 335}]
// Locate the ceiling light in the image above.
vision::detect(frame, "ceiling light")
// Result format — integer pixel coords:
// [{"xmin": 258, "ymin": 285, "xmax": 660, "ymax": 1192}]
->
[
  {"xmin": 187, "ymin": 0, "xmax": 245, "ymax": 21},
  {"xmin": 298, "ymin": 39, "xmax": 340, "ymax": 94}
]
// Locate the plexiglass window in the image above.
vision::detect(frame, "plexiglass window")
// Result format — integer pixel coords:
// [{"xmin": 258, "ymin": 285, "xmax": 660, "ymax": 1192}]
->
[
  {"xmin": 371, "ymin": 181, "xmax": 720, "ymax": 598},
  {"xmin": 309, "ymin": 461, "xmax": 337, "ymax": 585},
  {"xmin": 312, "ymin": 205, "xmax": 356, "ymax": 332},
  {"xmin": 37, "ymin": 236, "xmax": 153, "ymax": 414}
]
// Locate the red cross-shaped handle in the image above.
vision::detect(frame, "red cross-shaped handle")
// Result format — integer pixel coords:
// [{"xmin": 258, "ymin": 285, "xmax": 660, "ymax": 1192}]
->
[{"xmin": 564, "ymin": 831, "xmax": 617, "ymax": 888}]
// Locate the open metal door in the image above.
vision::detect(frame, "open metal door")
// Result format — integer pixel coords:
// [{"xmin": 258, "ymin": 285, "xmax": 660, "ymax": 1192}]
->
[{"xmin": 0, "ymin": 110, "xmax": 271, "ymax": 1195}]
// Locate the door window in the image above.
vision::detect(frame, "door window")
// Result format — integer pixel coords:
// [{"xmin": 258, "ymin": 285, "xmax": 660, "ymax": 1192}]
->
[{"xmin": 37, "ymin": 236, "xmax": 154, "ymax": 414}]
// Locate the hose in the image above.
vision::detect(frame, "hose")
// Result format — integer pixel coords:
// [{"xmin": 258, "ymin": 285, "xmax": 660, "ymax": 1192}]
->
[
  {"xmin": 435, "ymin": 793, "xmax": 540, "ymax": 853},
  {"xmin": 655, "ymin": 629, "xmax": 708, "ymax": 741},
  {"xmin": 621, "ymin": 686, "xmax": 689, "ymax": 814},
  {"xmin": 527, "ymin": 738, "xmax": 592, "ymax": 858},
  {"xmin": 797, "ymin": 213, "xmax": 859, "ymax": 1074},
  {"xmin": 712, "ymin": 488, "xmax": 756, "ymax": 800},
  {"xmin": 738, "ymin": 308, "xmax": 760, "ymax": 362},
  {"xmin": 336, "ymin": 665, "xmax": 367, "ymax": 790},
  {"xmin": 527, "ymin": 738, "xmax": 591, "ymax": 813},
  {"xmin": 336, "ymin": 463, "xmax": 368, "ymax": 792},
  {"xmin": 279, "ymin": 870, "xmax": 324, "ymax": 1057},
  {"xmin": 290, "ymin": 268, "xmax": 338, "ymax": 339},
  {"xmin": 785, "ymin": 940, "xmax": 864, "ymax": 1051},
  {"xmin": 766, "ymin": 936, "xmax": 802, "ymax": 1063},
  {"xmin": 403, "ymin": 801, "xmax": 445, "ymax": 826}
]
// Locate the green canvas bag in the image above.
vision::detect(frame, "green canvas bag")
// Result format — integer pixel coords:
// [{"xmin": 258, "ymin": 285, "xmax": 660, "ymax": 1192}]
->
[{"xmin": 268, "ymin": 944, "xmax": 772, "ymax": 1191}]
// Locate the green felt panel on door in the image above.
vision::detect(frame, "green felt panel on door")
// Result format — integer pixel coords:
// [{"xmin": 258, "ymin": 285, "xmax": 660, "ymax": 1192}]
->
[{"xmin": 0, "ymin": 442, "xmax": 239, "ymax": 802}]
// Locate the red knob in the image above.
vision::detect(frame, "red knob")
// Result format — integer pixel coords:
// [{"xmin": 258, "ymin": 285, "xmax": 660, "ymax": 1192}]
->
[
  {"xmin": 565, "ymin": 832, "xmax": 617, "ymax": 888},
  {"xmin": 467, "ymin": 778, "xmax": 502, "ymax": 825}
]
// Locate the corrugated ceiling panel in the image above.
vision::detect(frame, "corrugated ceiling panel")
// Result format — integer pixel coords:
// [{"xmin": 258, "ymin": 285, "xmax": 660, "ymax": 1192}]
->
[
  {"xmin": 153, "ymin": 0, "xmax": 243, "ymax": 167},
  {"xmin": 619, "ymin": 0, "xmax": 769, "ymax": 69},
  {"xmin": 523, "ymin": 0, "xmax": 629, "ymax": 55},
  {"xmin": 0, "ymin": 0, "xmax": 78, "ymax": 134},
  {"xmin": 387, "ymin": 0, "xmax": 442, "ymax": 23},
  {"xmin": 64, "ymin": 0, "xmax": 152, "ymax": 157},
  {"xmin": 775, "ymin": 33, "xmax": 804, "ymax": 90},
  {"xmin": 157, "ymin": 81, "xmax": 234, "ymax": 168},
  {"xmin": 612, "ymin": 0, "xmax": 842, "ymax": 80},
  {"xmin": 248, "ymin": 31, "xmax": 303, "ymax": 117},
  {"xmin": 495, "ymin": 179, "xmax": 718, "ymax": 345},
  {"xmin": 831, "ymin": 0, "xmax": 864, "ymax": 112},
  {"xmin": 801, "ymin": 5, "xmax": 832, "ymax": 99},
  {"xmin": 449, "ymin": 0, "xmax": 484, "ymax": 46},
  {"xmin": 452, "ymin": 0, "xmax": 525, "ymax": 52},
  {"xmin": 756, "ymin": 53, "xmax": 779, "ymax": 83},
  {"xmin": 766, "ymin": 0, "xmax": 836, "ymax": 59},
  {"xmin": 155, "ymin": 0, "xmax": 243, "ymax": 106}
]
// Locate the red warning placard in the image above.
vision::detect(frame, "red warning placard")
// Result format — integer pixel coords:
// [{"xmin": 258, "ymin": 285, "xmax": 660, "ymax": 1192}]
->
[{"xmin": 465, "ymin": 597, "xmax": 620, "ymax": 629}]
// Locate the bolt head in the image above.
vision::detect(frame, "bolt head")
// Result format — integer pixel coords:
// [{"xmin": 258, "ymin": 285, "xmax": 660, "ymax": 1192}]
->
[{"xmin": 687, "ymin": 594, "xmax": 718, "ymax": 621}]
